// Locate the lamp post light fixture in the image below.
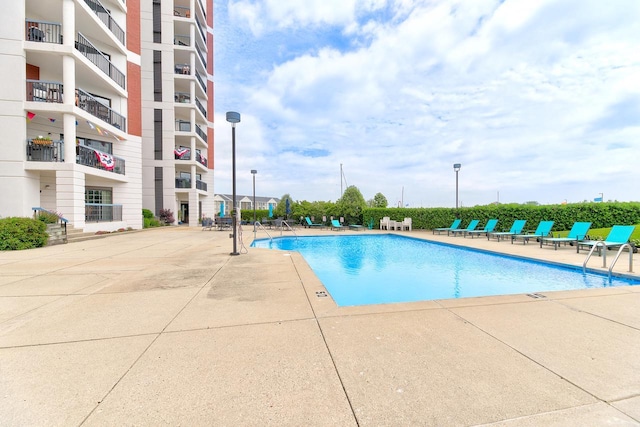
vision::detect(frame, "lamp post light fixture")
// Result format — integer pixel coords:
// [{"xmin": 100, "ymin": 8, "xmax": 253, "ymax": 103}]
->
[
  {"xmin": 226, "ymin": 111, "xmax": 241, "ymax": 256},
  {"xmin": 251, "ymin": 169, "xmax": 257, "ymax": 234},
  {"xmin": 453, "ymin": 163, "xmax": 461, "ymax": 211}
]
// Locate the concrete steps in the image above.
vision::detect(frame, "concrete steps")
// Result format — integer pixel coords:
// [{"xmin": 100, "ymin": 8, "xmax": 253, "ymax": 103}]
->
[{"xmin": 45, "ymin": 224, "xmax": 108, "ymax": 245}]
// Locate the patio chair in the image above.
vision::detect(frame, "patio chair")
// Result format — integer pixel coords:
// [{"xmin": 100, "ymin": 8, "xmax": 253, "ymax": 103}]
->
[
  {"xmin": 400, "ymin": 217, "xmax": 412, "ymax": 231},
  {"xmin": 511, "ymin": 220, "xmax": 554, "ymax": 244},
  {"xmin": 331, "ymin": 219, "xmax": 344, "ymax": 231},
  {"xmin": 380, "ymin": 216, "xmax": 391, "ymax": 230},
  {"xmin": 433, "ymin": 219, "xmax": 462, "ymax": 235},
  {"xmin": 466, "ymin": 219, "xmax": 499, "ymax": 239},
  {"xmin": 305, "ymin": 216, "xmax": 324, "ymax": 228},
  {"xmin": 540, "ymin": 222, "xmax": 591, "ymax": 251},
  {"xmin": 487, "ymin": 220, "xmax": 527, "ymax": 241},
  {"xmin": 449, "ymin": 220, "xmax": 480, "ymax": 237},
  {"xmin": 577, "ymin": 225, "xmax": 635, "ymax": 255}
]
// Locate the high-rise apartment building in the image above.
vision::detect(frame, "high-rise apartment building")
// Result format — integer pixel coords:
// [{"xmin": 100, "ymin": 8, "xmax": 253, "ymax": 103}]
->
[
  {"xmin": 0, "ymin": 0, "xmax": 214, "ymax": 231},
  {"xmin": 140, "ymin": 0, "xmax": 214, "ymax": 226}
]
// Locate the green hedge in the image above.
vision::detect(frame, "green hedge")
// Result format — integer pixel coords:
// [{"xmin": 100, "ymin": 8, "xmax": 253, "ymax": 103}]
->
[
  {"xmin": 363, "ymin": 202, "xmax": 640, "ymax": 232},
  {"xmin": 0, "ymin": 217, "xmax": 49, "ymax": 250}
]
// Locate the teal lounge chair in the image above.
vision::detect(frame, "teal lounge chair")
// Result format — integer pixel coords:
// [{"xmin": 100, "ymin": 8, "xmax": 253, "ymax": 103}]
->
[
  {"xmin": 466, "ymin": 219, "xmax": 498, "ymax": 239},
  {"xmin": 540, "ymin": 222, "xmax": 591, "ymax": 251},
  {"xmin": 450, "ymin": 220, "xmax": 480, "ymax": 237},
  {"xmin": 330, "ymin": 219, "xmax": 344, "ymax": 231},
  {"xmin": 487, "ymin": 220, "xmax": 527, "ymax": 241},
  {"xmin": 433, "ymin": 219, "xmax": 462, "ymax": 235},
  {"xmin": 305, "ymin": 216, "xmax": 324, "ymax": 228},
  {"xmin": 577, "ymin": 225, "xmax": 635, "ymax": 255},
  {"xmin": 511, "ymin": 221, "xmax": 554, "ymax": 245}
]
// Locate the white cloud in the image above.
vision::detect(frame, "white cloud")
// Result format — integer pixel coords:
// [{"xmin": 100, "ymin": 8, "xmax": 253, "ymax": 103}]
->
[{"xmin": 215, "ymin": 0, "xmax": 640, "ymax": 206}]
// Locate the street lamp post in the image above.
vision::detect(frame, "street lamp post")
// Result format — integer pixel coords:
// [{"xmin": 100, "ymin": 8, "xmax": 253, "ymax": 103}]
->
[
  {"xmin": 251, "ymin": 169, "xmax": 257, "ymax": 234},
  {"xmin": 453, "ymin": 163, "xmax": 461, "ymax": 211},
  {"xmin": 226, "ymin": 111, "xmax": 241, "ymax": 256}
]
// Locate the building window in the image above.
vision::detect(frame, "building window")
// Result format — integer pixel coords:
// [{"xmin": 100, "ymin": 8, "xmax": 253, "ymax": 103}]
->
[
  {"xmin": 154, "ymin": 109, "xmax": 162, "ymax": 160},
  {"xmin": 153, "ymin": 50, "xmax": 162, "ymax": 101},
  {"xmin": 153, "ymin": 0, "xmax": 161, "ymax": 43}
]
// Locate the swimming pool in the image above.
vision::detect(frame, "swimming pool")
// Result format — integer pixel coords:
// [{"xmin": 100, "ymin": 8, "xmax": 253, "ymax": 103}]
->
[{"xmin": 252, "ymin": 234, "xmax": 639, "ymax": 306}]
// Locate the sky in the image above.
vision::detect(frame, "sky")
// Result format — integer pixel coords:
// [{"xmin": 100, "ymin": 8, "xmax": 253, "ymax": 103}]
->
[{"xmin": 212, "ymin": 0, "xmax": 640, "ymax": 208}]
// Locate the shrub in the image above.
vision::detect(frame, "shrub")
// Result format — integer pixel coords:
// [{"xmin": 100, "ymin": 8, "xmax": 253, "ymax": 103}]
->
[
  {"xmin": 142, "ymin": 208, "xmax": 154, "ymax": 219},
  {"xmin": 149, "ymin": 218, "xmax": 161, "ymax": 227},
  {"xmin": 36, "ymin": 211, "xmax": 62, "ymax": 224},
  {"xmin": 0, "ymin": 217, "xmax": 48, "ymax": 250},
  {"xmin": 159, "ymin": 209, "xmax": 175, "ymax": 225}
]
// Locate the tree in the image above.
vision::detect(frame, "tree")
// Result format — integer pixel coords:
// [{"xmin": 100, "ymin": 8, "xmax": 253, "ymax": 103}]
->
[
  {"xmin": 336, "ymin": 186, "xmax": 366, "ymax": 225},
  {"xmin": 274, "ymin": 193, "xmax": 293, "ymax": 218},
  {"xmin": 371, "ymin": 192, "xmax": 388, "ymax": 208}
]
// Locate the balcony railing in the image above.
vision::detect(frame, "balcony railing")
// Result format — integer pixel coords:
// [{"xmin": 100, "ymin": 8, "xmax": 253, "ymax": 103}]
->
[
  {"xmin": 26, "ymin": 80, "xmax": 64, "ymax": 103},
  {"xmin": 175, "ymin": 178, "xmax": 191, "ymax": 188},
  {"xmin": 175, "ymin": 120, "xmax": 191, "ymax": 132},
  {"xmin": 85, "ymin": 203, "xmax": 123, "ymax": 222},
  {"xmin": 25, "ymin": 20, "xmax": 62, "ymax": 44},
  {"xmin": 77, "ymin": 145, "xmax": 125, "ymax": 174},
  {"xmin": 26, "ymin": 139, "xmax": 64, "ymax": 162},
  {"xmin": 174, "ymin": 34, "xmax": 190, "ymax": 47},
  {"xmin": 76, "ymin": 88, "xmax": 126, "ymax": 130},
  {"xmin": 176, "ymin": 178, "xmax": 207, "ymax": 191},
  {"xmin": 195, "ymin": 16, "xmax": 206, "ymax": 41},
  {"xmin": 76, "ymin": 33, "xmax": 125, "ymax": 89},
  {"xmin": 195, "ymin": 97, "xmax": 206, "ymax": 117},
  {"xmin": 195, "ymin": 43, "xmax": 207, "ymax": 67},
  {"xmin": 82, "ymin": 0, "xmax": 125, "ymax": 45},
  {"xmin": 175, "ymin": 147, "xmax": 207, "ymax": 167},
  {"xmin": 195, "ymin": 71, "xmax": 206, "ymax": 92},
  {"xmin": 174, "ymin": 6, "xmax": 190, "ymax": 18},
  {"xmin": 197, "ymin": 0, "xmax": 206, "ymax": 19},
  {"xmin": 195, "ymin": 124, "xmax": 207, "ymax": 142},
  {"xmin": 175, "ymin": 92, "xmax": 190, "ymax": 103},
  {"xmin": 175, "ymin": 63, "xmax": 191, "ymax": 75}
]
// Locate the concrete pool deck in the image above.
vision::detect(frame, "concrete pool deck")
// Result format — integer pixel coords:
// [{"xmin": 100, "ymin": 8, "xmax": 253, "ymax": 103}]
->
[{"xmin": 0, "ymin": 226, "xmax": 639, "ymax": 425}]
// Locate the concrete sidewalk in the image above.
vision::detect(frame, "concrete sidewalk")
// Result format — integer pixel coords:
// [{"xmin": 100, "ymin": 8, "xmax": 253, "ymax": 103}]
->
[{"xmin": 0, "ymin": 227, "xmax": 639, "ymax": 426}]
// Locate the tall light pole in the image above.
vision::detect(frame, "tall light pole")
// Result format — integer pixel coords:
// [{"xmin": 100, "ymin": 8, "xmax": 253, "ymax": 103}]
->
[
  {"xmin": 453, "ymin": 163, "xmax": 461, "ymax": 212},
  {"xmin": 226, "ymin": 111, "xmax": 241, "ymax": 256},
  {"xmin": 251, "ymin": 169, "xmax": 257, "ymax": 233}
]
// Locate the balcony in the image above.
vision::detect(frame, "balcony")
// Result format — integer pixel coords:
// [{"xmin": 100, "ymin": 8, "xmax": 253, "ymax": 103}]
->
[
  {"xmin": 175, "ymin": 120, "xmax": 191, "ymax": 132},
  {"xmin": 175, "ymin": 91, "xmax": 190, "ymax": 103},
  {"xmin": 25, "ymin": 20, "xmax": 62, "ymax": 44},
  {"xmin": 175, "ymin": 147, "xmax": 207, "ymax": 167},
  {"xmin": 175, "ymin": 63, "xmax": 191, "ymax": 75},
  {"xmin": 195, "ymin": 97, "xmax": 206, "ymax": 117},
  {"xmin": 195, "ymin": 43, "xmax": 206, "ymax": 67},
  {"xmin": 85, "ymin": 203, "xmax": 123, "ymax": 222},
  {"xmin": 82, "ymin": 0, "xmax": 125, "ymax": 45},
  {"xmin": 176, "ymin": 177, "xmax": 207, "ymax": 191},
  {"xmin": 26, "ymin": 139, "xmax": 64, "ymax": 162},
  {"xmin": 174, "ymin": 34, "xmax": 190, "ymax": 47},
  {"xmin": 195, "ymin": 124, "xmax": 207, "ymax": 142},
  {"xmin": 195, "ymin": 16, "xmax": 206, "ymax": 42},
  {"xmin": 77, "ymin": 145, "xmax": 126, "ymax": 174},
  {"xmin": 26, "ymin": 80, "xmax": 63, "ymax": 103},
  {"xmin": 195, "ymin": 71, "xmax": 206, "ymax": 92},
  {"xmin": 174, "ymin": 6, "xmax": 190, "ymax": 18},
  {"xmin": 76, "ymin": 88, "xmax": 126, "ymax": 130},
  {"xmin": 76, "ymin": 33, "xmax": 125, "ymax": 89}
]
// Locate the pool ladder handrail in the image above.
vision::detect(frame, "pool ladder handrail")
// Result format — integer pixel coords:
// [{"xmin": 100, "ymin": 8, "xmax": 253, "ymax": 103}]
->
[
  {"xmin": 582, "ymin": 241, "xmax": 634, "ymax": 279},
  {"xmin": 280, "ymin": 220, "xmax": 298, "ymax": 239},
  {"xmin": 254, "ymin": 221, "xmax": 272, "ymax": 241}
]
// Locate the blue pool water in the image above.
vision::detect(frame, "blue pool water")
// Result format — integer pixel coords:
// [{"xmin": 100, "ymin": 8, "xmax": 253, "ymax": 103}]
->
[{"xmin": 252, "ymin": 235, "xmax": 639, "ymax": 306}]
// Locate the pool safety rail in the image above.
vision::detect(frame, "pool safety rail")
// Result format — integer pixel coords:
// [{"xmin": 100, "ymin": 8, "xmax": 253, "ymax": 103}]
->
[
  {"xmin": 582, "ymin": 241, "xmax": 634, "ymax": 279},
  {"xmin": 253, "ymin": 221, "xmax": 272, "ymax": 241},
  {"xmin": 253, "ymin": 220, "xmax": 298, "ymax": 242}
]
